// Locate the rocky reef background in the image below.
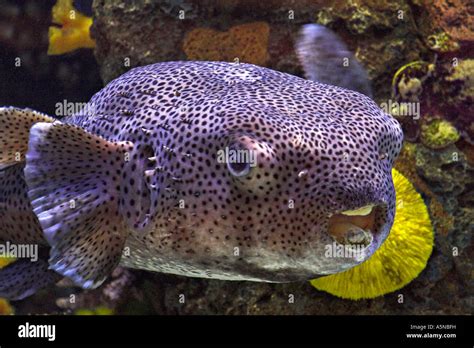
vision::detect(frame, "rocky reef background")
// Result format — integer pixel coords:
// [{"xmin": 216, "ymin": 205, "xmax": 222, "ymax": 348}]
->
[
  {"xmin": 0, "ymin": 0, "xmax": 102, "ymax": 115},
  {"xmin": 1, "ymin": 0, "xmax": 472, "ymax": 315}
]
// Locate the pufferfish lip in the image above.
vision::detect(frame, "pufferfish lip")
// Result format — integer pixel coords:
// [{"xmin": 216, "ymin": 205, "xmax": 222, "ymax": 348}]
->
[{"xmin": 327, "ymin": 204, "xmax": 386, "ymax": 251}]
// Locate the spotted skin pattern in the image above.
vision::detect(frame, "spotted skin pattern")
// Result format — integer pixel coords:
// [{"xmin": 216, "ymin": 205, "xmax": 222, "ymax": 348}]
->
[
  {"xmin": 0, "ymin": 110, "xmax": 60, "ymax": 299},
  {"xmin": 25, "ymin": 123, "xmax": 134, "ymax": 288},
  {"xmin": 57, "ymin": 61, "xmax": 403, "ymax": 282},
  {"xmin": 0, "ymin": 164, "xmax": 45, "ymax": 244},
  {"xmin": 0, "ymin": 108, "xmax": 55, "ymax": 169},
  {"xmin": 0, "ymin": 252, "xmax": 61, "ymax": 300}
]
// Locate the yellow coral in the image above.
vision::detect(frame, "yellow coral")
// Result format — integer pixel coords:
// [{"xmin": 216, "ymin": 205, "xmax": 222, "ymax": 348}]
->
[
  {"xmin": 427, "ymin": 32, "xmax": 459, "ymax": 53},
  {"xmin": 0, "ymin": 258, "xmax": 16, "ymax": 315},
  {"xmin": 0, "ymin": 298, "xmax": 14, "ymax": 315},
  {"xmin": 446, "ymin": 59, "xmax": 474, "ymax": 102},
  {"xmin": 48, "ymin": 0, "xmax": 95, "ymax": 55},
  {"xmin": 391, "ymin": 60, "xmax": 435, "ymax": 100},
  {"xmin": 0, "ymin": 257, "xmax": 15, "ymax": 269},
  {"xmin": 420, "ymin": 119, "xmax": 460, "ymax": 149},
  {"xmin": 310, "ymin": 168, "xmax": 434, "ymax": 299},
  {"xmin": 75, "ymin": 306, "xmax": 114, "ymax": 315},
  {"xmin": 183, "ymin": 22, "xmax": 270, "ymax": 66}
]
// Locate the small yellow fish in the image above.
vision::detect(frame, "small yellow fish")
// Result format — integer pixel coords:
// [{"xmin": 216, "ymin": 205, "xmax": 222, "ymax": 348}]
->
[{"xmin": 48, "ymin": 0, "xmax": 95, "ymax": 55}]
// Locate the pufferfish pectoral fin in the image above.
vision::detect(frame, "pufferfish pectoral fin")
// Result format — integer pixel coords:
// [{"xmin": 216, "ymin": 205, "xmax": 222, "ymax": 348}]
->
[
  {"xmin": 24, "ymin": 122, "xmax": 134, "ymax": 289},
  {"xmin": 0, "ymin": 257, "xmax": 62, "ymax": 300},
  {"xmin": 295, "ymin": 24, "xmax": 373, "ymax": 97},
  {"xmin": 0, "ymin": 107, "xmax": 56, "ymax": 170}
]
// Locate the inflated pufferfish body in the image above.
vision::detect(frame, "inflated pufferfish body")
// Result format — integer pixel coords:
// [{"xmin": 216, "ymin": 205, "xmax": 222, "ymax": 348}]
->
[{"xmin": 0, "ymin": 26, "xmax": 403, "ymax": 299}]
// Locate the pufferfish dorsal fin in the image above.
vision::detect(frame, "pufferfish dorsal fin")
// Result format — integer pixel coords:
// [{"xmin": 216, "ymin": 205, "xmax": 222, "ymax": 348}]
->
[
  {"xmin": 0, "ymin": 107, "xmax": 56, "ymax": 170},
  {"xmin": 295, "ymin": 24, "xmax": 373, "ymax": 98},
  {"xmin": 24, "ymin": 122, "xmax": 135, "ymax": 289}
]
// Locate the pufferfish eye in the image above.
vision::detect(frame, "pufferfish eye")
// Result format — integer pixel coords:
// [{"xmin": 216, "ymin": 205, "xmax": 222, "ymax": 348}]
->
[
  {"xmin": 223, "ymin": 141, "xmax": 256, "ymax": 177},
  {"xmin": 227, "ymin": 160, "xmax": 251, "ymax": 177}
]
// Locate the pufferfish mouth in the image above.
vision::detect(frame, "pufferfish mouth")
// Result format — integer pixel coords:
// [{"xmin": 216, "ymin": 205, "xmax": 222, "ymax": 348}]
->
[{"xmin": 327, "ymin": 204, "xmax": 387, "ymax": 253}]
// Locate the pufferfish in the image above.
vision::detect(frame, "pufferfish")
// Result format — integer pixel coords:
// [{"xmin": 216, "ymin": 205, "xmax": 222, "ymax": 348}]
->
[{"xmin": 0, "ymin": 25, "xmax": 404, "ymax": 300}]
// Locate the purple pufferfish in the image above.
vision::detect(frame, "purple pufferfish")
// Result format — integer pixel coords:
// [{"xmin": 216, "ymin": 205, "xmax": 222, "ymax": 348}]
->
[{"xmin": 0, "ymin": 24, "xmax": 403, "ymax": 299}]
